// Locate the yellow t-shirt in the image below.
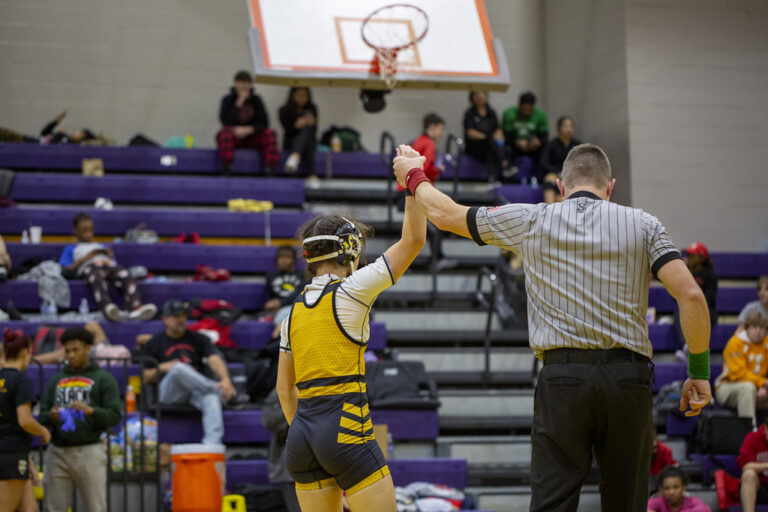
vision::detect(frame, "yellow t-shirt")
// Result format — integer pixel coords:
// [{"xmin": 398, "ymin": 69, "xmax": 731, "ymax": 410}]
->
[{"xmin": 716, "ymin": 331, "xmax": 768, "ymax": 388}]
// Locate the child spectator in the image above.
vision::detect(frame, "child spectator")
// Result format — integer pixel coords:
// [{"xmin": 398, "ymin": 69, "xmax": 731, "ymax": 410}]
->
[
  {"xmin": 738, "ymin": 418, "xmax": 768, "ymax": 512},
  {"xmin": 0, "ymin": 329, "xmax": 50, "ymax": 512},
  {"xmin": 463, "ymin": 91, "xmax": 505, "ymax": 183},
  {"xmin": 59, "ymin": 213, "xmax": 156, "ymax": 322},
  {"xmin": 675, "ymin": 242, "xmax": 718, "ymax": 350},
  {"xmin": 738, "ymin": 276, "xmax": 768, "ymax": 332},
  {"xmin": 715, "ymin": 313, "xmax": 768, "ymax": 425},
  {"xmin": 39, "ymin": 327, "xmax": 121, "ymax": 512},
  {"xmin": 647, "ymin": 466, "xmax": 710, "ymax": 512},
  {"xmin": 265, "ymin": 246, "xmax": 305, "ymax": 332},
  {"xmin": 279, "ymin": 87, "xmax": 318, "ymax": 176},
  {"xmin": 140, "ymin": 300, "xmax": 236, "ymax": 444},
  {"xmin": 411, "ymin": 113, "xmax": 445, "ymax": 185},
  {"xmin": 217, "ymin": 70, "xmax": 279, "ymax": 175},
  {"xmin": 502, "ymin": 91, "xmax": 548, "ymax": 184},
  {"xmin": 651, "ymin": 431, "xmax": 678, "ymax": 477},
  {"xmin": 540, "ymin": 115, "xmax": 581, "ymax": 181}
]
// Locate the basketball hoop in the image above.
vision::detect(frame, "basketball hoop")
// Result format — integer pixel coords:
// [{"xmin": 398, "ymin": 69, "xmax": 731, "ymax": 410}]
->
[{"xmin": 361, "ymin": 4, "xmax": 429, "ymax": 89}]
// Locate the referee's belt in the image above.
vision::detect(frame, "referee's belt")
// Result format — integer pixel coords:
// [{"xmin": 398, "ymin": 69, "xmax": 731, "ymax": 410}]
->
[{"xmin": 543, "ymin": 348, "xmax": 650, "ymax": 365}]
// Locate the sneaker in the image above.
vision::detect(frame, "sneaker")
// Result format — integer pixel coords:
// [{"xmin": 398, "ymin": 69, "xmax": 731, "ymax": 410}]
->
[
  {"xmin": 104, "ymin": 303, "xmax": 127, "ymax": 322},
  {"xmin": 285, "ymin": 152, "xmax": 300, "ymax": 173},
  {"xmin": 129, "ymin": 304, "xmax": 158, "ymax": 322},
  {"xmin": 305, "ymin": 175, "xmax": 321, "ymax": 189}
]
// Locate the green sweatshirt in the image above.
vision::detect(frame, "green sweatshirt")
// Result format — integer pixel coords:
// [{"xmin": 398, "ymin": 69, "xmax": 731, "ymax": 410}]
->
[{"xmin": 39, "ymin": 362, "xmax": 122, "ymax": 447}]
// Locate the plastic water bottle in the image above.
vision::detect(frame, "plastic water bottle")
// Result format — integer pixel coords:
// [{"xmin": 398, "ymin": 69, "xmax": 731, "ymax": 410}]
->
[
  {"xmin": 79, "ymin": 298, "xmax": 90, "ymax": 315},
  {"xmin": 21, "ymin": 230, "xmax": 30, "ymax": 244},
  {"xmin": 40, "ymin": 299, "xmax": 57, "ymax": 320}
]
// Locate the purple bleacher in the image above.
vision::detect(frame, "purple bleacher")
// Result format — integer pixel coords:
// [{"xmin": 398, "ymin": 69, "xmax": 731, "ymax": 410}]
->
[
  {"xmin": 0, "ymin": 320, "xmax": 387, "ymax": 352},
  {"xmin": 0, "ymin": 280, "xmax": 268, "ymax": 311},
  {"xmin": 226, "ymin": 458, "xmax": 467, "ymax": 490},
  {"xmin": 160, "ymin": 408, "xmax": 437, "ymax": 444},
  {"xmin": 650, "ymin": 324, "xmax": 736, "ymax": 352},
  {"xmin": 689, "ymin": 454, "xmax": 740, "ymax": 486},
  {"xmin": 25, "ymin": 363, "xmax": 140, "ymax": 396},
  {"xmin": 5, "ymin": 242, "xmax": 296, "ymax": 274},
  {"xmin": 11, "ymin": 173, "xmax": 304, "ymax": 206},
  {"xmin": 495, "ymin": 185, "xmax": 544, "ymax": 204},
  {"xmin": 649, "ymin": 286, "xmax": 755, "ymax": 314},
  {"xmin": 0, "ymin": 207, "xmax": 312, "ymax": 238},
  {"xmin": 711, "ymin": 253, "xmax": 768, "ymax": 279},
  {"xmin": 653, "ymin": 362, "xmax": 723, "ymax": 392},
  {"xmin": 666, "ymin": 413, "xmax": 697, "ymax": 437}
]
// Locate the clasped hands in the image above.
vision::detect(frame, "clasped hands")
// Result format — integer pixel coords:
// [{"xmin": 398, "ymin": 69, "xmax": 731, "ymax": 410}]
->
[{"xmin": 392, "ymin": 145, "xmax": 426, "ymax": 188}]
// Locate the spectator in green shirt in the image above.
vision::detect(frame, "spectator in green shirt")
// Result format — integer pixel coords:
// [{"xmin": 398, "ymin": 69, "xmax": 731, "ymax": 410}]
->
[{"xmin": 502, "ymin": 91, "xmax": 548, "ymax": 184}]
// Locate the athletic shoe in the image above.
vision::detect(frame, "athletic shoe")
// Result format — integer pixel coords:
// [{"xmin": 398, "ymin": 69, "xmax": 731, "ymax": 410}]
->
[
  {"xmin": 305, "ymin": 175, "xmax": 321, "ymax": 189},
  {"xmin": 285, "ymin": 152, "xmax": 300, "ymax": 173},
  {"xmin": 129, "ymin": 304, "xmax": 158, "ymax": 322},
  {"xmin": 104, "ymin": 303, "xmax": 127, "ymax": 322}
]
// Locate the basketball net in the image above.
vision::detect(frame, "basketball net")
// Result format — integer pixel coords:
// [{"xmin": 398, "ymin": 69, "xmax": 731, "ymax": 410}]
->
[{"xmin": 372, "ymin": 48, "xmax": 400, "ymax": 90}]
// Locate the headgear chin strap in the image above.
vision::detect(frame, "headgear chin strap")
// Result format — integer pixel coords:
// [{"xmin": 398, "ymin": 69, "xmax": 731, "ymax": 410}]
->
[{"xmin": 302, "ymin": 218, "xmax": 363, "ymax": 270}]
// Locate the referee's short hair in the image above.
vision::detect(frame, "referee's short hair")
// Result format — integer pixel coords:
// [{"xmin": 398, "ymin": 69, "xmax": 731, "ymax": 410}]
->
[{"xmin": 561, "ymin": 143, "xmax": 612, "ymax": 188}]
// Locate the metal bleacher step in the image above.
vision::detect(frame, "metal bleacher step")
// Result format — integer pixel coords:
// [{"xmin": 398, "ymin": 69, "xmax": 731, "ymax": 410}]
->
[
  {"xmin": 397, "ymin": 347, "xmax": 534, "ymax": 373},
  {"xmin": 375, "ymin": 310, "xmax": 502, "ymax": 331},
  {"xmin": 438, "ymin": 390, "xmax": 534, "ymax": 418},
  {"xmin": 438, "ymin": 435, "xmax": 532, "ymax": 465},
  {"xmin": 385, "ymin": 328, "xmax": 529, "ymax": 348}
]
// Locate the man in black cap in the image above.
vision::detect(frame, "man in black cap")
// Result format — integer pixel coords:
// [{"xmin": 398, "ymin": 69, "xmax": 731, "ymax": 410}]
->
[{"xmin": 140, "ymin": 300, "xmax": 236, "ymax": 444}]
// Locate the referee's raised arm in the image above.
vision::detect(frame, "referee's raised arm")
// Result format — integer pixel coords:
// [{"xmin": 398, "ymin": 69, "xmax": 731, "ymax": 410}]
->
[{"xmin": 393, "ymin": 145, "xmax": 471, "ymax": 238}]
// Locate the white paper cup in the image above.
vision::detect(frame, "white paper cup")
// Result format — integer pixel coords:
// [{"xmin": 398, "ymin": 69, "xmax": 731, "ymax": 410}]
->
[{"xmin": 29, "ymin": 226, "xmax": 42, "ymax": 244}]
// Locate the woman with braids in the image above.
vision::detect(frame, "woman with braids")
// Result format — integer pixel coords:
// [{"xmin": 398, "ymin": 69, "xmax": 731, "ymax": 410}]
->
[
  {"xmin": 276, "ymin": 147, "xmax": 426, "ymax": 511},
  {"xmin": 0, "ymin": 329, "xmax": 50, "ymax": 512}
]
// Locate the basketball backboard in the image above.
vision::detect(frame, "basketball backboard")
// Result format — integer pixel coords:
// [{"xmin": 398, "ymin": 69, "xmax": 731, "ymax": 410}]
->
[{"xmin": 246, "ymin": 0, "xmax": 510, "ymax": 91}]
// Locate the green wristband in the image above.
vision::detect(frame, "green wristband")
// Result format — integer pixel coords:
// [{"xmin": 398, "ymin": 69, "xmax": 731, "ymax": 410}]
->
[{"xmin": 687, "ymin": 349, "xmax": 710, "ymax": 380}]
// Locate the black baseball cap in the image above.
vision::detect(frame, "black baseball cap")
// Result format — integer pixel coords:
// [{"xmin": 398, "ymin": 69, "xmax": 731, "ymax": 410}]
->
[{"xmin": 161, "ymin": 299, "xmax": 187, "ymax": 317}]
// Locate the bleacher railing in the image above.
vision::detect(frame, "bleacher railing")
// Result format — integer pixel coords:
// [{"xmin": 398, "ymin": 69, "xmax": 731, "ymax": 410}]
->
[
  {"xmin": 474, "ymin": 267, "xmax": 499, "ymax": 384},
  {"xmin": 379, "ymin": 131, "xmax": 397, "ymax": 227},
  {"xmin": 444, "ymin": 134, "xmax": 465, "ymax": 198},
  {"xmin": 30, "ymin": 356, "xmax": 162, "ymax": 512}
]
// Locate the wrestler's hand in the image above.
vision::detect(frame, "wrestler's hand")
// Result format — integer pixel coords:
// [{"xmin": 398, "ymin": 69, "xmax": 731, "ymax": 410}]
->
[
  {"xmin": 393, "ymin": 151, "xmax": 426, "ymax": 188},
  {"xmin": 398, "ymin": 144, "xmax": 421, "ymax": 159}
]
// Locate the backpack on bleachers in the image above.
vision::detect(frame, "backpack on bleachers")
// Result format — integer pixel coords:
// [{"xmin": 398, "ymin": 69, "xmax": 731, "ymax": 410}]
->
[
  {"xmin": 320, "ymin": 125, "xmax": 364, "ymax": 152},
  {"xmin": 687, "ymin": 407, "xmax": 752, "ymax": 456},
  {"xmin": 365, "ymin": 361, "xmax": 440, "ymax": 410},
  {"xmin": 33, "ymin": 326, "xmax": 64, "ymax": 356}
]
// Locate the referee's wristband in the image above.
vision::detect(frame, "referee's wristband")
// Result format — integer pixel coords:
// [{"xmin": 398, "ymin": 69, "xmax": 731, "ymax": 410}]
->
[
  {"xmin": 405, "ymin": 167, "xmax": 430, "ymax": 196},
  {"xmin": 687, "ymin": 348, "xmax": 710, "ymax": 380}
]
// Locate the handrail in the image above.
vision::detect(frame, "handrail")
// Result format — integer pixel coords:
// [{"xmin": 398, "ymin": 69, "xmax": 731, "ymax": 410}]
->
[
  {"xmin": 379, "ymin": 131, "xmax": 397, "ymax": 227},
  {"xmin": 475, "ymin": 266, "xmax": 499, "ymax": 384},
  {"xmin": 444, "ymin": 134, "xmax": 465, "ymax": 198}
]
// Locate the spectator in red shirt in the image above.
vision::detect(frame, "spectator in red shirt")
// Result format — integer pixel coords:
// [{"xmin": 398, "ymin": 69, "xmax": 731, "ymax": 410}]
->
[
  {"xmin": 738, "ymin": 422, "xmax": 768, "ymax": 512},
  {"xmin": 407, "ymin": 113, "xmax": 445, "ymax": 186},
  {"xmin": 651, "ymin": 431, "xmax": 679, "ymax": 476}
]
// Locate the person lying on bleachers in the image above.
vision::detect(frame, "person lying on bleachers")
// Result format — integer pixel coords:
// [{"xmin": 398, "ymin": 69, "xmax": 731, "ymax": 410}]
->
[
  {"xmin": 59, "ymin": 213, "xmax": 156, "ymax": 322},
  {"xmin": 216, "ymin": 70, "xmax": 280, "ymax": 175},
  {"xmin": 140, "ymin": 300, "xmax": 236, "ymax": 445},
  {"xmin": 647, "ymin": 466, "xmax": 710, "ymax": 512},
  {"xmin": 715, "ymin": 313, "xmax": 768, "ymax": 426},
  {"xmin": 738, "ymin": 276, "xmax": 768, "ymax": 333},
  {"xmin": 738, "ymin": 417, "xmax": 768, "ymax": 512}
]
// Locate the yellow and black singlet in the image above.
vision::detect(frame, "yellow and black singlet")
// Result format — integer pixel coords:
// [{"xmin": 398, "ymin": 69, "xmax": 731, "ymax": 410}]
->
[{"xmin": 283, "ymin": 279, "xmax": 390, "ymax": 493}]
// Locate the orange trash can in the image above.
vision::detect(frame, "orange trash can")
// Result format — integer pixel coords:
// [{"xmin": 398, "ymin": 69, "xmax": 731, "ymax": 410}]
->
[{"xmin": 170, "ymin": 444, "xmax": 226, "ymax": 512}]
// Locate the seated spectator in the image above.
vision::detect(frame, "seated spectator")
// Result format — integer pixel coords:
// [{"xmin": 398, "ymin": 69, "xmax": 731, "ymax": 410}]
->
[
  {"xmin": 0, "ymin": 329, "xmax": 50, "ymax": 512},
  {"xmin": 265, "ymin": 246, "xmax": 305, "ymax": 336},
  {"xmin": 647, "ymin": 466, "xmax": 710, "ymax": 512},
  {"xmin": 39, "ymin": 327, "xmax": 121, "ymax": 512},
  {"xmin": 33, "ymin": 322, "xmax": 110, "ymax": 364},
  {"xmin": 541, "ymin": 115, "xmax": 581, "ymax": 182},
  {"xmin": 738, "ymin": 418, "xmax": 768, "ymax": 512},
  {"xmin": 140, "ymin": 300, "xmax": 236, "ymax": 444},
  {"xmin": 675, "ymin": 242, "xmax": 718, "ymax": 350},
  {"xmin": 404, "ymin": 113, "xmax": 445, "ymax": 188},
  {"xmin": 715, "ymin": 313, "xmax": 768, "ymax": 425},
  {"xmin": 651, "ymin": 431, "xmax": 678, "ymax": 477},
  {"xmin": 0, "ymin": 234, "xmax": 10, "ymax": 282},
  {"xmin": 738, "ymin": 276, "xmax": 768, "ymax": 332},
  {"xmin": 502, "ymin": 91, "xmax": 548, "ymax": 184},
  {"xmin": 279, "ymin": 87, "xmax": 317, "ymax": 176},
  {"xmin": 59, "ymin": 213, "xmax": 156, "ymax": 322},
  {"xmin": 216, "ymin": 70, "xmax": 279, "ymax": 175},
  {"xmin": 463, "ymin": 91, "xmax": 505, "ymax": 183}
]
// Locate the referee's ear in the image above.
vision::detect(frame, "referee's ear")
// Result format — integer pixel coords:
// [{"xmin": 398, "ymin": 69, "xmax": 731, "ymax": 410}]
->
[
  {"xmin": 606, "ymin": 178, "xmax": 617, "ymax": 200},
  {"xmin": 556, "ymin": 179, "xmax": 565, "ymax": 198}
]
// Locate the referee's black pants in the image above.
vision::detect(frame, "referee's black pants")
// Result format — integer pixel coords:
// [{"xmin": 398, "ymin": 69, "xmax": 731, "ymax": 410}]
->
[{"xmin": 530, "ymin": 348, "xmax": 654, "ymax": 512}]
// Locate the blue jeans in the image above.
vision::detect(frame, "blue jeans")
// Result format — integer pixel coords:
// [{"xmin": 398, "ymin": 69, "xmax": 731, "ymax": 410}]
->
[{"xmin": 158, "ymin": 363, "xmax": 223, "ymax": 444}]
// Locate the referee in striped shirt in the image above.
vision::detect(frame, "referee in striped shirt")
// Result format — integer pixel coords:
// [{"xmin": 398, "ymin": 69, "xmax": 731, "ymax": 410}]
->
[{"xmin": 393, "ymin": 143, "xmax": 712, "ymax": 512}]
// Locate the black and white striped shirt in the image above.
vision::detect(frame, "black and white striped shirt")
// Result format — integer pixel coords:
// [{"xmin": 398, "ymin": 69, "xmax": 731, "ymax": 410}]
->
[{"xmin": 467, "ymin": 191, "xmax": 680, "ymax": 359}]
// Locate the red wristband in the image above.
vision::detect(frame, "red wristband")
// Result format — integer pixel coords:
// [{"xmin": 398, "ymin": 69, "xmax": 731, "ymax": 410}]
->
[{"xmin": 405, "ymin": 167, "xmax": 430, "ymax": 196}]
